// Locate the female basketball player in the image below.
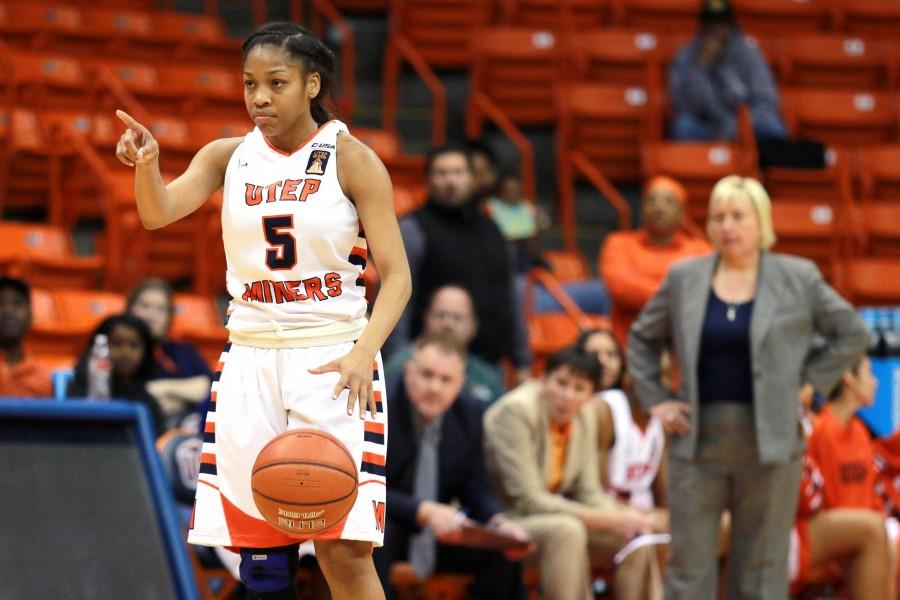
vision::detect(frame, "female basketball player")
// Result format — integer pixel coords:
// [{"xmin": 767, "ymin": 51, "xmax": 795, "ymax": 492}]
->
[{"xmin": 114, "ymin": 23, "xmax": 410, "ymax": 600}]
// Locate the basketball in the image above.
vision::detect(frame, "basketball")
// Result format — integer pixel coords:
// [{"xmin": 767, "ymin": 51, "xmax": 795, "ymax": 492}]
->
[{"xmin": 251, "ymin": 429, "xmax": 358, "ymax": 537}]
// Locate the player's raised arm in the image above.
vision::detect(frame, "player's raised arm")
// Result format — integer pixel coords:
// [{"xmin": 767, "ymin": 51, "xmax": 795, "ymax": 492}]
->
[{"xmin": 115, "ymin": 109, "xmax": 239, "ymax": 230}]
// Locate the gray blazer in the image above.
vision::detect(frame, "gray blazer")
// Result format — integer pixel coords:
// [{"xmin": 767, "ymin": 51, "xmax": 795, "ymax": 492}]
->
[{"xmin": 627, "ymin": 252, "xmax": 869, "ymax": 463}]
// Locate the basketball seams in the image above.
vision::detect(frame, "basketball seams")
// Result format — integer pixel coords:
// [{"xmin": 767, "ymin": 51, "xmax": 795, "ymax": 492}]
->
[
  {"xmin": 252, "ymin": 486, "xmax": 357, "ymax": 506},
  {"xmin": 255, "ymin": 430, "xmax": 359, "ymax": 481},
  {"xmin": 251, "ymin": 460, "xmax": 357, "ymax": 482}
]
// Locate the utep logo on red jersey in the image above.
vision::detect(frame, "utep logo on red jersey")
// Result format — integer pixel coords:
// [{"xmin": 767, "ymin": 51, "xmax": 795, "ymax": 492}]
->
[
  {"xmin": 372, "ymin": 501, "xmax": 385, "ymax": 533},
  {"xmin": 244, "ymin": 178, "xmax": 321, "ymax": 206}
]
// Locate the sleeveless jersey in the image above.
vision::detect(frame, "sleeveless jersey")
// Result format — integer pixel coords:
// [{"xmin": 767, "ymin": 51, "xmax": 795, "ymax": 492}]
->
[
  {"xmin": 601, "ymin": 389, "xmax": 665, "ymax": 510},
  {"xmin": 221, "ymin": 120, "xmax": 367, "ymax": 347}
]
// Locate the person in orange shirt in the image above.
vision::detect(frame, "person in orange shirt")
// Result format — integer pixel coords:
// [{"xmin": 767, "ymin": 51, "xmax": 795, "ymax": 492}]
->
[
  {"xmin": 807, "ymin": 353, "xmax": 900, "ymax": 593},
  {"xmin": 808, "ymin": 354, "xmax": 882, "ymax": 511},
  {"xmin": 599, "ymin": 176, "xmax": 711, "ymax": 345},
  {"xmin": 0, "ymin": 277, "xmax": 52, "ymax": 398}
]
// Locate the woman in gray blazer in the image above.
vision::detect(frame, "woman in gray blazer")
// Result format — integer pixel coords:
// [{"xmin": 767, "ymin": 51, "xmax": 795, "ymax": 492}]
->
[{"xmin": 627, "ymin": 175, "xmax": 869, "ymax": 600}]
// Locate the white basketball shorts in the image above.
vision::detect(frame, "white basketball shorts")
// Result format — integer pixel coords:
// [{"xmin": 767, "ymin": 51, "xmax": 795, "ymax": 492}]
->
[{"xmin": 187, "ymin": 341, "xmax": 387, "ymax": 549}]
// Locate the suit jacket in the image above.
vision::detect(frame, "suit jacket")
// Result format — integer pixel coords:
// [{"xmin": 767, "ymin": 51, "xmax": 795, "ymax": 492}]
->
[
  {"xmin": 385, "ymin": 377, "xmax": 504, "ymax": 532},
  {"xmin": 628, "ymin": 252, "xmax": 869, "ymax": 463},
  {"xmin": 483, "ymin": 381, "xmax": 613, "ymax": 518}
]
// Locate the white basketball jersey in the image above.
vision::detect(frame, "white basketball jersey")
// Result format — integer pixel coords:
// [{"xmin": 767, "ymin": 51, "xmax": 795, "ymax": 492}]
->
[
  {"xmin": 602, "ymin": 389, "xmax": 665, "ymax": 510},
  {"xmin": 221, "ymin": 120, "xmax": 368, "ymax": 347}
]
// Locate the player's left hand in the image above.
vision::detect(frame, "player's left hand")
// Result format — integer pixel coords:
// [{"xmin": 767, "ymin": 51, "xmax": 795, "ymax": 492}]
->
[{"xmin": 309, "ymin": 347, "xmax": 377, "ymax": 420}]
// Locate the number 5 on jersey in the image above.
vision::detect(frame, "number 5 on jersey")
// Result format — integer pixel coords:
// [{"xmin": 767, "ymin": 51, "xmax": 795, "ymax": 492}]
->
[{"xmin": 263, "ymin": 215, "xmax": 297, "ymax": 270}]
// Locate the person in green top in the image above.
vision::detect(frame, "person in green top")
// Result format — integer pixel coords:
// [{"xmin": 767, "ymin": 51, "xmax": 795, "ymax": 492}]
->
[{"xmin": 384, "ymin": 284, "xmax": 505, "ymax": 405}]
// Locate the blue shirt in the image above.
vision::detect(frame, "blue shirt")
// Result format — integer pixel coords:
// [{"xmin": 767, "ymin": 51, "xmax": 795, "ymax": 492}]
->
[
  {"xmin": 152, "ymin": 340, "xmax": 212, "ymax": 380},
  {"xmin": 697, "ymin": 289, "xmax": 754, "ymax": 404}
]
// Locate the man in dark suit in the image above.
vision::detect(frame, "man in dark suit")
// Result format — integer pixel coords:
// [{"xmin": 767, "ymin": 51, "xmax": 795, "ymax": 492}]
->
[{"xmin": 374, "ymin": 333, "xmax": 530, "ymax": 599}]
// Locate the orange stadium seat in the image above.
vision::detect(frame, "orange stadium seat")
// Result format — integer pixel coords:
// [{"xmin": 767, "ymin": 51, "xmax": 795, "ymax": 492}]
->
[
  {"xmin": 731, "ymin": 0, "xmax": 837, "ymax": 35},
  {"xmin": 556, "ymin": 82, "xmax": 657, "ymax": 239},
  {"xmin": 0, "ymin": 109, "xmax": 66, "ymax": 217},
  {"xmin": 779, "ymin": 34, "xmax": 890, "ymax": 90},
  {"xmin": 0, "ymin": 221, "xmax": 103, "ymax": 289},
  {"xmin": 467, "ymin": 27, "xmax": 563, "ymax": 130},
  {"xmin": 764, "ymin": 148, "xmax": 850, "ymax": 201},
  {"xmin": 838, "ymin": 258, "xmax": 900, "ymax": 305},
  {"xmin": 160, "ymin": 64, "xmax": 243, "ymax": 118},
  {"xmin": 190, "ymin": 116, "xmax": 252, "ymax": 147},
  {"xmin": 781, "ymin": 89, "xmax": 898, "ymax": 147},
  {"xmin": 23, "ymin": 4, "xmax": 153, "ymax": 58},
  {"xmin": 524, "ymin": 268, "xmax": 609, "ymax": 371},
  {"xmin": 642, "ymin": 141, "xmax": 757, "ymax": 222},
  {"xmin": 466, "ymin": 26, "xmax": 563, "ymax": 199},
  {"xmin": 503, "ymin": 0, "xmax": 611, "ymax": 30},
  {"xmin": 170, "ymin": 293, "xmax": 227, "ymax": 368},
  {"xmin": 570, "ymin": 29, "xmax": 665, "ymax": 88},
  {"xmin": 147, "ymin": 115, "xmax": 195, "ymax": 174},
  {"xmin": 542, "ymin": 249, "xmax": 590, "ymax": 283},
  {"xmin": 838, "ymin": 0, "xmax": 900, "ymax": 38},
  {"xmin": 853, "ymin": 203, "xmax": 900, "ymax": 259},
  {"xmin": 28, "ymin": 288, "xmax": 126, "ymax": 358},
  {"xmin": 770, "ymin": 199, "xmax": 841, "ymax": 279},
  {"xmin": 152, "ymin": 11, "xmax": 240, "ymax": 66},
  {"xmin": 858, "ymin": 145, "xmax": 900, "ymax": 201},
  {"xmin": 3, "ymin": 3, "xmax": 83, "ymax": 42},
  {"xmin": 353, "ymin": 127, "xmax": 426, "ymax": 189},
  {"xmin": 10, "ymin": 51, "xmax": 90, "ymax": 111},
  {"xmin": 558, "ymin": 83, "xmax": 659, "ymax": 184},
  {"xmin": 38, "ymin": 110, "xmax": 128, "ymax": 227},
  {"xmin": 387, "ymin": 0, "xmax": 498, "ymax": 68},
  {"xmin": 88, "ymin": 58, "xmax": 177, "ymax": 115},
  {"xmin": 614, "ymin": 0, "xmax": 701, "ymax": 33},
  {"xmin": 393, "ymin": 184, "xmax": 426, "ymax": 217},
  {"xmin": 382, "ymin": 0, "xmax": 499, "ymax": 143}
]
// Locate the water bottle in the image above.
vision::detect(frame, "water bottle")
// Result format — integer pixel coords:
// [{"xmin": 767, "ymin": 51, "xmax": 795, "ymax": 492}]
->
[{"xmin": 87, "ymin": 334, "xmax": 112, "ymax": 400}]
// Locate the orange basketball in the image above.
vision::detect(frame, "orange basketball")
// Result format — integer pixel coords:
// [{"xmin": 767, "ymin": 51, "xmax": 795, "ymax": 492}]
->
[{"xmin": 251, "ymin": 428, "xmax": 358, "ymax": 537}]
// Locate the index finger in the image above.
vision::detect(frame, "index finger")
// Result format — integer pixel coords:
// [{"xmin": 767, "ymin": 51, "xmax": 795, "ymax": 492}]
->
[{"xmin": 115, "ymin": 109, "xmax": 145, "ymax": 132}]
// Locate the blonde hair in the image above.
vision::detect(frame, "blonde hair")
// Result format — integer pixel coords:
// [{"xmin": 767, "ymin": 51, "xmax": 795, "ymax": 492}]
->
[{"xmin": 707, "ymin": 175, "xmax": 776, "ymax": 250}]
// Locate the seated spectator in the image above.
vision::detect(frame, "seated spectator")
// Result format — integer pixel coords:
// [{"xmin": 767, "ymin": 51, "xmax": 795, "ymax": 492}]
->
[
  {"xmin": 387, "ymin": 143, "xmax": 530, "ymax": 381},
  {"xmin": 468, "ymin": 141, "xmax": 500, "ymax": 205},
  {"xmin": 68, "ymin": 314, "xmax": 165, "ymax": 434},
  {"xmin": 788, "ymin": 385, "xmax": 897, "ymax": 599},
  {"xmin": 484, "ymin": 347, "xmax": 662, "ymax": 600},
  {"xmin": 384, "ymin": 285, "xmax": 504, "ymax": 406},
  {"xmin": 808, "ymin": 354, "xmax": 883, "ymax": 511},
  {"xmin": 580, "ymin": 330, "xmax": 667, "ymax": 525},
  {"xmin": 806, "ymin": 353, "xmax": 900, "ymax": 592},
  {"xmin": 0, "ymin": 277, "xmax": 52, "ymax": 397},
  {"xmin": 600, "ymin": 176, "xmax": 710, "ymax": 344},
  {"xmin": 668, "ymin": 0, "xmax": 787, "ymax": 142},
  {"xmin": 485, "ymin": 171, "xmax": 545, "ymax": 276},
  {"xmin": 790, "ymin": 452, "xmax": 895, "ymax": 599},
  {"xmin": 126, "ymin": 278, "xmax": 212, "ymax": 425},
  {"xmin": 375, "ymin": 333, "xmax": 531, "ymax": 600}
]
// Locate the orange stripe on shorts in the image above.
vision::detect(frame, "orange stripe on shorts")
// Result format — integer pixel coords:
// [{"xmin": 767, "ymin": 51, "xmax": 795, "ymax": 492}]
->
[
  {"xmin": 364, "ymin": 421, "xmax": 384, "ymax": 434},
  {"xmin": 362, "ymin": 452, "xmax": 386, "ymax": 466}
]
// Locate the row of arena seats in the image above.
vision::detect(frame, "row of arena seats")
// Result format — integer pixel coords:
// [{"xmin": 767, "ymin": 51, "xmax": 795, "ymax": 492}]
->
[
  {"xmin": 337, "ymin": 0, "xmax": 900, "ymax": 37},
  {"xmin": 0, "ymin": 1, "xmax": 239, "ymax": 66},
  {"xmin": 4, "ymin": 97, "xmax": 900, "ymax": 295},
  {"xmin": 25, "ymin": 286, "xmax": 226, "ymax": 371}
]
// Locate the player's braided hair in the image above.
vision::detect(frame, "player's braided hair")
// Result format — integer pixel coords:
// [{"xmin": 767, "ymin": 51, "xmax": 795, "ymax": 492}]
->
[{"xmin": 242, "ymin": 22, "xmax": 336, "ymax": 126}]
